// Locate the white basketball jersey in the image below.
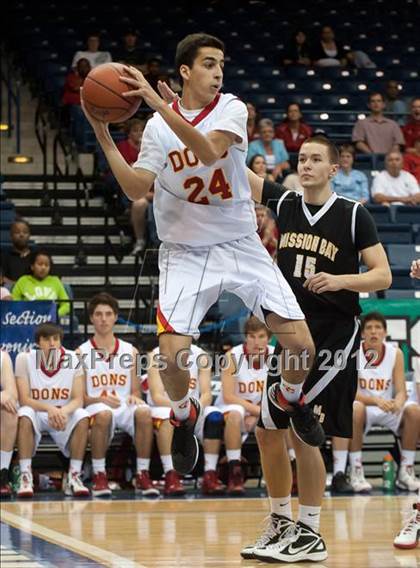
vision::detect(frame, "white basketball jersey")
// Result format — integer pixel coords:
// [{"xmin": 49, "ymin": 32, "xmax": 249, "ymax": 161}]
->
[
  {"xmin": 16, "ymin": 349, "xmax": 78, "ymax": 406},
  {"xmin": 358, "ymin": 341, "xmax": 397, "ymax": 399},
  {"xmin": 216, "ymin": 343, "xmax": 274, "ymax": 406},
  {"xmin": 134, "ymin": 93, "xmax": 257, "ymax": 246},
  {"xmin": 148, "ymin": 344, "xmax": 206, "ymax": 405},
  {"xmin": 78, "ymin": 338, "xmax": 134, "ymax": 399}
]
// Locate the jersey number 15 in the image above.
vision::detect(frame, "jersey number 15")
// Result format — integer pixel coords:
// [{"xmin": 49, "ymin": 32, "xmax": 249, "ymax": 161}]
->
[{"xmin": 294, "ymin": 254, "xmax": 317, "ymax": 278}]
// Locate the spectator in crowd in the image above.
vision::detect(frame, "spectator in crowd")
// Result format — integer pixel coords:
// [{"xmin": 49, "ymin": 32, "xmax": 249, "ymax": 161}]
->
[
  {"xmin": 248, "ymin": 119, "xmax": 290, "ymax": 180},
  {"xmin": 246, "ymin": 102, "xmax": 260, "ymax": 141},
  {"xmin": 143, "ymin": 58, "xmax": 170, "ymax": 93},
  {"xmin": 311, "ymin": 25, "xmax": 350, "ymax": 67},
  {"xmin": 255, "ymin": 204, "xmax": 278, "ymax": 259},
  {"xmin": 275, "ymin": 103, "xmax": 313, "ymax": 153},
  {"xmin": 352, "ymin": 92, "xmax": 405, "ymax": 155},
  {"xmin": 403, "ymin": 137, "xmax": 420, "ymax": 183},
  {"xmin": 0, "ymin": 220, "xmax": 35, "ymax": 287},
  {"xmin": 0, "ymin": 286, "xmax": 12, "ymax": 300},
  {"xmin": 215, "ymin": 317, "xmax": 274, "ymax": 495},
  {"xmin": 283, "ymin": 171, "xmax": 304, "ymax": 192},
  {"xmin": 113, "ymin": 29, "xmax": 146, "ymax": 68},
  {"xmin": 62, "ymin": 58, "xmax": 91, "ymax": 106},
  {"xmin": 384, "ymin": 80, "xmax": 408, "ymax": 126},
  {"xmin": 71, "ymin": 33, "xmax": 112, "ymax": 69},
  {"xmin": 0, "ymin": 350, "xmax": 18, "ymax": 497},
  {"xmin": 248, "ymin": 155, "xmax": 274, "ymax": 182},
  {"xmin": 331, "ymin": 144, "xmax": 370, "ymax": 203},
  {"xmin": 11, "ymin": 250, "xmax": 70, "ymax": 316},
  {"xmin": 402, "ymin": 97, "xmax": 420, "ymax": 153},
  {"xmin": 283, "ymin": 29, "xmax": 311, "ymax": 66},
  {"xmin": 372, "ymin": 151, "xmax": 420, "ymax": 206}
]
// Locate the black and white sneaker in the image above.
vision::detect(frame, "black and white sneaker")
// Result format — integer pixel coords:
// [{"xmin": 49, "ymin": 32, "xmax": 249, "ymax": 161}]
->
[
  {"xmin": 330, "ymin": 472, "xmax": 354, "ymax": 494},
  {"xmin": 240, "ymin": 514, "xmax": 295, "ymax": 559},
  {"xmin": 170, "ymin": 397, "xmax": 201, "ymax": 475},
  {"xmin": 268, "ymin": 383, "xmax": 325, "ymax": 447},
  {"xmin": 254, "ymin": 520, "xmax": 328, "ymax": 563}
]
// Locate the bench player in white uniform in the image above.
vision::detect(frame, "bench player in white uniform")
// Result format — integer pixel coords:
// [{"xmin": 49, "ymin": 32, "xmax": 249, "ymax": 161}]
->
[
  {"xmin": 148, "ymin": 343, "xmax": 225, "ymax": 495},
  {"xmin": 348, "ymin": 312, "xmax": 420, "ymax": 493},
  {"xmin": 0, "ymin": 350, "xmax": 18, "ymax": 497},
  {"xmin": 79, "ymin": 293, "xmax": 157, "ymax": 497},
  {"xmin": 82, "ymin": 32, "xmax": 321, "ymax": 476},
  {"xmin": 215, "ymin": 316, "xmax": 274, "ymax": 494},
  {"xmin": 15, "ymin": 323, "xmax": 90, "ymax": 498}
]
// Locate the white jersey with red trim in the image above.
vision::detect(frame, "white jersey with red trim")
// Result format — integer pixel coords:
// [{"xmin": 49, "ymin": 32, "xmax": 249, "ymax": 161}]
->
[
  {"xmin": 215, "ymin": 343, "xmax": 275, "ymax": 406},
  {"xmin": 78, "ymin": 338, "xmax": 134, "ymax": 399},
  {"xmin": 148, "ymin": 344, "xmax": 206, "ymax": 405},
  {"xmin": 14, "ymin": 349, "xmax": 78, "ymax": 407},
  {"xmin": 134, "ymin": 92, "xmax": 257, "ymax": 246},
  {"xmin": 358, "ymin": 341, "xmax": 397, "ymax": 399}
]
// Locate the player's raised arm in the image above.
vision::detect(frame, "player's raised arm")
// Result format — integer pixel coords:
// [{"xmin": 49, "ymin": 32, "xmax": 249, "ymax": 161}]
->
[{"xmin": 80, "ymin": 95, "xmax": 156, "ymax": 201}]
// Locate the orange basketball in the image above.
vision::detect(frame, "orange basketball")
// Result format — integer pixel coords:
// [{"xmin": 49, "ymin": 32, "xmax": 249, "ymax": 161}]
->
[{"xmin": 82, "ymin": 62, "xmax": 142, "ymax": 123}]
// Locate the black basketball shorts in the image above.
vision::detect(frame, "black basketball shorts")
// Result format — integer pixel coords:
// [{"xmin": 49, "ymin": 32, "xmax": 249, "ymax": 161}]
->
[{"xmin": 258, "ymin": 316, "xmax": 361, "ymax": 438}]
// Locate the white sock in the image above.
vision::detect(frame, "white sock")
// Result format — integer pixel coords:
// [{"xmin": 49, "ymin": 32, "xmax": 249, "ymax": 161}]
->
[
  {"xmin": 161, "ymin": 454, "xmax": 173, "ymax": 474},
  {"xmin": 333, "ymin": 450, "xmax": 349, "ymax": 475},
  {"xmin": 169, "ymin": 392, "xmax": 191, "ymax": 422},
  {"xmin": 204, "ymin": 453, "xmax": 219, "ymax": 472},
  {"xmin": 19, "ymin": 459, "xmax": 32, "ymax": 474},
  {"xmin": 70, "ymin": 459, "xmax": 83, "ymax": 474},
  {"xmin": 270, "ymin": 495, "xmax": 292, "ymax": 520},
  {"xmin": 280, "ymin": 378, "xmax": 302, "ymax": 403},
  {"xmin": 298, "ymin": 504, "xmax": 321, "ymax": 533},
  {"xmin": 349, "ymin": 451, "xmax": 362, "ymax": 469},
  {"xmin": 400, "ymin": 450, "xmax": 416, "ymax": 468},
  {"xmin": 92, "ymin": 458, "xmax": 106, "ymax": 474},
  {"xmin": 226, "ymin": 449, "xmax": 241, "ymax": 462},
  {"xmin": 0, "ymin": 450, "xmax": 13, "ymax": 470},
  {"xmin": 137, "ymin": 458, "xmax": 150, "ymax": 472},
  {"xmin": 288, "ymin": 448, "xmax": 296, "ymax": 462}
]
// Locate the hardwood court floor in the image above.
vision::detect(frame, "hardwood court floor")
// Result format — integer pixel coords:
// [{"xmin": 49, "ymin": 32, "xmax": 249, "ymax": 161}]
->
[{"xmin": 1, "ymin": 495, "xmax": 418, "ymax": 567}]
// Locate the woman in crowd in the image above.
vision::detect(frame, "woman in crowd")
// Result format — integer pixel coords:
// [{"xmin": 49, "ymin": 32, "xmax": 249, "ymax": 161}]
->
[{"xmin": 248, "ymin": 119, "xmax": 290, "ymax": 180}]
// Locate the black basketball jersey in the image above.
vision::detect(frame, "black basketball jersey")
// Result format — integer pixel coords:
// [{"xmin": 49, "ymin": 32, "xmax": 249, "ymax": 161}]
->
[{"xmin": 263, "ymin": 187, "xmax": 379, "ymax": 319}]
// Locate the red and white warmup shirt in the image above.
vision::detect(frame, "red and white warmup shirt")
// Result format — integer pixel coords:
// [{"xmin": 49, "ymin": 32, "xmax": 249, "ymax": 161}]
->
[{"xmin": 358, "ymin": 341, "xmax": 397, "ymax": 399}]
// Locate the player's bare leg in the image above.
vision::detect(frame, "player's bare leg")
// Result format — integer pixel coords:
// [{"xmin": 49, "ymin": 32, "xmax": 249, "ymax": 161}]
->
[
  {"xmin": 202, "ymin": 436, "xmax": 225, "ymax": 495},
  {"xmin": 397, "ymin": 405, "xmax": 420, "ymax": 491},
  {"xmin": 331, "ymin": 436, "xmax": 353, "ymax": 494},
  {"xmin": 265, "ymin": 314, "xmax": 324, "ymax": 447},
  {"xmin": 224, "ymin": 410, "xmax": 245, "ymax": 494},
  {"xmin": 17, "ymin": 417, "xmax": 35, "ymax": 497},
  {"xmin": 132, "ymin": 406, "xmax": 159, "ymax": 496},
  {"xmin": 69, "ymin": 417, "xmax": 89, "ymax": 461},
  {"xmin": 64, "ymin": 416, "xmax": 90, "ymax": 497},
  {"xmin": 90, "ymin": 410, "xmax": 113, "ymax": 496},
  {"xmin": 159, "ymin": 333, "xmax": 201, "ymax": 474},
  {"xmin": 0, "ymin": 408, "xmax": 18, "ymax": 497},
  {"xmin": 155, "ymin": 419, "xmax": 185, "ymax": 496},
  {"xmin": 348, "ymin": 401, "xmax": 371, "ymax": 492}
]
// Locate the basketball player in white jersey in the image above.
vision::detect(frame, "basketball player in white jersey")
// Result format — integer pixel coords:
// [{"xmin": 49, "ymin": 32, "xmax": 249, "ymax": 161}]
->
[
  {"xmin": 82, "ymin": 33, "xmax": 322, "ymax": 476},
  {"xmin": 148, "ymin": 343, "xmax": 225, "ymax": 495},
  {"xmin": 215, "ymin": 316, "xmax": 274, "ymax": 494},
  {"xmin": 15, "ymin": 323, "xmax": 90, "ymax": 498},
  {"xmin": 79, "ymin": 293, "xmax": 158, "ymax": 497},
  {"xmin": 394, "ymin": 261, "xmax": 420, "ymax": 549},
  {"xmin": 0, "ymin": 350, "xmax": 18, "ymax": 497},
  {"xmin": 348, "ymin": 312, "xmax": 420, "ymax": 493}
]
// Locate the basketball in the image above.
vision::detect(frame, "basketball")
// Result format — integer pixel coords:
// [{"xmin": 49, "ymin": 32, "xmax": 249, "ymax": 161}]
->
[{"xmin": 82, "ymin": 62, "xmax": 142, "ymax": 123}]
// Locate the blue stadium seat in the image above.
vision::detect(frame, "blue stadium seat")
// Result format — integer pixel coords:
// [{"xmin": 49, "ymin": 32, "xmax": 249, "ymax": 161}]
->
[
  {"xmin": 387, "ymin": 244, "xmax": 418, "ymax": 269},
  {"xmin": 377, "ymin": 224, "xmax": 413, "ymax": 244},
  {"xmin": 365, "ymin": 204, "xmax": 391, "ymax": 224},
  {"xmin": 391, "ymin": 268, "xmax": 415, "ymax": 289},
  {"xmin": 394, "ymin": 206, "xmax": 420, "ymax": 225},
  {"xmin": 384, "ymin": 289, "xmax": 419, "ymax": 299}
]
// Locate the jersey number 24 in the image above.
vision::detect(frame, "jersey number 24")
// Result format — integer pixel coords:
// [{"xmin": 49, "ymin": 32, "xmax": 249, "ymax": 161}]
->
[{"xmin": 184, "ymin": 169, "xmax": 233, "ymax": 204}]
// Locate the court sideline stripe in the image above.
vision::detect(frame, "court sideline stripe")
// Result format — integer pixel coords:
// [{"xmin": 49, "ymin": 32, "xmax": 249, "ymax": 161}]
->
[{"xmin": 1, "ymin": 510, "xmax": 147, "ymax": 568}]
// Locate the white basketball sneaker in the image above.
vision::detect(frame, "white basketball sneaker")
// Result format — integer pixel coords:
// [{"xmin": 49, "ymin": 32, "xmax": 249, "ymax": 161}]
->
[
  {"xmin": 17, "ymin": 471, "xmax": 34, "ymax": 498},
  {"xmin": 240, "ymin": 514, "xmax": 295, "ymax": 559},
  {"xmin": 393, "ymin": 503, "xmax": 420, "ymax": 549},
  {"xmin": 396, "ymin": 466, "xmax": 420, "ymax": 492},
  {"xmin": 63, "ymin": 471, "xmax": 90, "ymax": 497},
  {"xmin": 350, "ymin": 465, "xmax": 372, "ymax": 493}
]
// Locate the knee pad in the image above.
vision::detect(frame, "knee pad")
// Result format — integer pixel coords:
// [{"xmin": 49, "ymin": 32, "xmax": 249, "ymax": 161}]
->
[{"xmin": 203, "ymin": 411, "xmax": 224, "ymax": 439}]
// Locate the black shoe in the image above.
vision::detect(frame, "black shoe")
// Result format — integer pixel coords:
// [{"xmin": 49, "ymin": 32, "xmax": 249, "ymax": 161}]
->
[
  {"xmin": 268, "ymin": 384, "xmax": 325, "ymax": 447},
  {"xmin": 331, "ymin": 471, "xmax": 354, "ymax": 494},
  {"xmin": 254, "ymin": 521, "xmax": 328, "ymax": 563},
  {"xmin": 170, "ymin": 397, "xmax": 201, "ymax": 475}
]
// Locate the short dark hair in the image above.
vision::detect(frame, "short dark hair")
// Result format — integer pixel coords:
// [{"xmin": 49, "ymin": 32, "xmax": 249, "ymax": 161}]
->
[
  {"xmin": 244, "ymin": 316, "xmax": 271, "ymax": 337},
  {"xmin": 10, "ymin": 219, "xmax": 30, "ymax": 234},
  {"xmin": 368, "ymin": 91, "xmax": 384, "ymax": 103},
  {"xmin": 248, "ymin": 154, "xmax": 266, "ymax": 171},
  {"xmin": 29, "ymin": 249, "xmax": 53, "ymax": 274},
  {"xmin": 301, "ymin": 135, "xmax": 339, "ymax": 164},
  {"xmin": 339, "ymin": 143, "xmax": 355, "ymax": 156},
  {"xmin": 361, "ymin": 311, "xmax": 387, "ymax": 331},
  {"xmin": 88, "ymin": 293, "xmax": 119, "ymax": 317},
  {"xmin": 175, "ymin": 33, "xmax": 225, "ymax": 81},
  {"xmin": 35, "ymin": 323, "xmax": 64, "ymax": 343},
  {"xmin": 287, "ymin": 102, "xmax": 301, "ymax": 112}
]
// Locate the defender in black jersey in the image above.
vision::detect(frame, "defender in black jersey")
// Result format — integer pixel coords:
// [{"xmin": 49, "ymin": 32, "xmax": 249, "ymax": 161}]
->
[{"xmin": 241, "ymin": 136, "xmax": 391, "ymax": 563}]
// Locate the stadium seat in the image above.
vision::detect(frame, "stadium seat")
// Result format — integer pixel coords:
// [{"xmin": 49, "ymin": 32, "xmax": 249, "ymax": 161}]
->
[
  {"xmin": 394, "ymin": 206, "xmax": 420, "ymax": 225},
  {"xmin": 384, "ymin": 289, "xmax": 420, "ymax": 299},
  {"xmin": 365, "ymin": 204, "xmax": 391, "ymax": 224},
  {"xmin": 376, "ymin": 224, "xmax": 413, "ymax": 244},
  {"xmin": 387, "ymin": 244, "xmax": 419, "ymax": 269},
  {"xmin": 390, "ymin": 268, "xmax": 415, "ymax": 289}
]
